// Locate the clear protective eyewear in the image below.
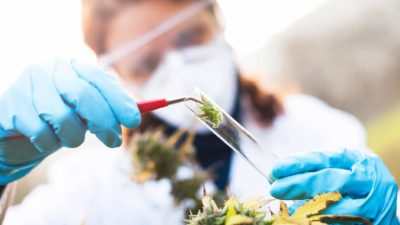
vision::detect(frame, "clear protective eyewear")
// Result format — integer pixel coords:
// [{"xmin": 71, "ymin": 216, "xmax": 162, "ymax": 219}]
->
[{"xmin": 98, "ymin": 0, "xmax": 215, "ymax": 68}]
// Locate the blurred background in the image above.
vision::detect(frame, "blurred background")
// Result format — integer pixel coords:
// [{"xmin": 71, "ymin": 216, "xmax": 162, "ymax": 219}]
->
[{"xmin": 0, "ymin": 0, "xmax": 399, "ymax": 203}]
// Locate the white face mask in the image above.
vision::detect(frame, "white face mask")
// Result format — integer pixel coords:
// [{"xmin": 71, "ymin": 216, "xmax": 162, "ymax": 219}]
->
[{"xmin": 137, "ymin": 38, "xmax": 238, "ymax": 133}]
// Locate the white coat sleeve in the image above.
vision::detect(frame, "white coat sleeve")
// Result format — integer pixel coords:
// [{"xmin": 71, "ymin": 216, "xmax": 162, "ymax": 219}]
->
[{"xmin": 3, "ymin": 151, "xmax": 99, "ymax": 225}]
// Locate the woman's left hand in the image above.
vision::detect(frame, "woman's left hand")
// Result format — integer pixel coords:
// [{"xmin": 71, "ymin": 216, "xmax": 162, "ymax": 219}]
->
[{"xmin": 270, "ymin": 149, "xmax": 399, "ymax": 224}]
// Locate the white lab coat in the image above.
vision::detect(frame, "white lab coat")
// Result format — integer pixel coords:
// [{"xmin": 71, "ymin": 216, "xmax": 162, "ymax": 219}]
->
[{"xmin": 3, "ymin": 94, "xmax": 368, "ymax": 225}]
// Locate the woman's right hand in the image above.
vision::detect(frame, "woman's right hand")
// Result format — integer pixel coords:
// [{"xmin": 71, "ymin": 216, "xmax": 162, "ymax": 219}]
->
[{"xmin": 0, "ymin": 59, "xmax": 141, "ymax": 184}]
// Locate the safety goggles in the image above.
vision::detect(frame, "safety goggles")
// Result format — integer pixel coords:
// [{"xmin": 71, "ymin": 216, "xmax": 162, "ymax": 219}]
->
[{"xmin": 98, "ymin": 0, "xmax": 215, "ymax": 71}]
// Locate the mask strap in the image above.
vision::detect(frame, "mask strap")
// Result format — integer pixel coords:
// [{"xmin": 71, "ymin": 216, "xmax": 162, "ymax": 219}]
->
[{"xmin": 98, "ymin": 0, "xmax": 215, "ymax": 67}]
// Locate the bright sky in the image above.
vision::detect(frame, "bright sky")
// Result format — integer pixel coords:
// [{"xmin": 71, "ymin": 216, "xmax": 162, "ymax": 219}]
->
[{"xmin": 0, "ymin": 0, "xmax": 327, "ymax": 94}]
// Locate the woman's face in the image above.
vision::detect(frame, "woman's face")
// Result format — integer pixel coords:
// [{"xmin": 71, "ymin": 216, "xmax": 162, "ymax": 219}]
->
[{"xmin": 105, "ymin": 1, "xmax": 218, "ymax": 88}]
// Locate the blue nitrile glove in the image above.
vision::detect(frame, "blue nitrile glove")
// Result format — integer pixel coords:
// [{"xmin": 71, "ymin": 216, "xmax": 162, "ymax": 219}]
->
[
  {"xmin": 270, "ymin": 149, "xmax": 399, "ymax": 225},
  {"xmin": 0, "ymin": 59, "xmax": 141, "ymax": 184}
]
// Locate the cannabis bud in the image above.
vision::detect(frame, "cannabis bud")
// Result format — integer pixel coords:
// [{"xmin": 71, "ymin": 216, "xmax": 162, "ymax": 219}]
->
[
  {"xmin": 128, "ymin": 129, "xmax": 186, "ymax": 181},
  {"xmin": 187, "ymin": 194, "xmax": 271, "ymax": 225},
  {"xmin": 127, "ymin": 127, "xmax": 210, "ymax": 210},
  {"xmin": 197, "ymin": 95, "xmax": 223, "ymax": 128}
]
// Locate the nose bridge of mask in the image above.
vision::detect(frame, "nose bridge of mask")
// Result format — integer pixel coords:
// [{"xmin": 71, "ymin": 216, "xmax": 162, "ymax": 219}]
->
[
  {"xmin": 162, "ymin": 48, "xmax": 210, "ymax": 83},
  {"xmin": 181, "ymin": 38, "xmax": 232, "ymax": 83},
  {"xmin": 180, "ymin": 38, "xmax": 220, "ymax": 63},
  {"xmin": 164, "ymin": 50, "xmax": 185, "ymax": 71},
  {"xmin": 140, "ymin": 50, "xmax": 190, "ymax": 100},
  {"xmin": 165, "ymin": 48, "xmax": 210, "ymax": 89},
  {"xmin": 162, "ymin": 50, "xmax": 192, "ymax": 85}
]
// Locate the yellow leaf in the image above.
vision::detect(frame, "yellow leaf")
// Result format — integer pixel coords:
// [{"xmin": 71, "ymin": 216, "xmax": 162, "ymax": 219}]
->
[
  {"xmin": 225, "ymin": 197, "xmax": 238, "ymax": 219},
  {"xmin": 166, "ymin": 128, "xmax": 185, "ymax": 147},
  {"xmin": 272, "ymin": 217, "xmax": 298, "ymax": 225},
  {"xmin": 279, "ymin": 202, "xmax": 289, "ymax": 218},
  {"xmin": 225, "ymin": 215, "xmax": 254, "ymax": 225},
  {"xmin": 310, "ymin": 222, "xmax": 327, "ymax": 225},
  {"xmin": 134, "ymin": 171, "xmax": 153, "ymax": 183},
  {"xmin": 147, "ymin": 161, "xmax": 156, "ymax": 170},
  {"xmin": 291, "ymin": 192, "xmax": 342, "ymax": 219}
]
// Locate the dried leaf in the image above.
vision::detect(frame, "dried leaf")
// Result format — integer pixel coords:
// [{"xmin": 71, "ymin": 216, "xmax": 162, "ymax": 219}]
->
[
  {"xmin": 291, "ymin": 192, "xmax": 342, "ymax": 219},
  {"xmin": 279, "ymin": 202, "xmax": 289, "ymax": 218},
  {"xmin": 271, "ymin": 192, "xmax": 370, "ymax": 225},
  {"xmin": 272, "ymin": 217, "xmax": 300, "ymax": 225}
]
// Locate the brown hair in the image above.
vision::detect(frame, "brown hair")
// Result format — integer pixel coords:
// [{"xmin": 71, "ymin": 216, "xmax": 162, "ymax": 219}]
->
[{"xmin": 82, "ymin": 0, "xmax": 283, "ymax": 140}]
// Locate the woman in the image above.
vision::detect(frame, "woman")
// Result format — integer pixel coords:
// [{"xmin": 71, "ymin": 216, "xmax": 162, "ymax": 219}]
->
[
  {"xmin": 83, "ymin": 0, "xmax": 369, "ymax": 194},
  {"xmin": 4, "ymin": 0, "xmax": 370, "ymax": 224}
]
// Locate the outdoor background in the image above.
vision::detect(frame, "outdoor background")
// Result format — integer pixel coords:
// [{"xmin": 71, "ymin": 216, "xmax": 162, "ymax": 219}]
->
[{"xmin": 0, "ymin": 0, "xmax": 399, "ymax": 203}]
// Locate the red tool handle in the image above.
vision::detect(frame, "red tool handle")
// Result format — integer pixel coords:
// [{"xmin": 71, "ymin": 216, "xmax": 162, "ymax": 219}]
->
[
  {"xmin": 9, "ymin": 136, "xmax": 24, "ymax": 140},
  {"xmin": 137, "ymin": 98, "xmax": 168, "ymax": 113},
  {"xmin": 8, "ymin": 99, "xmax": 169, "ymax": 141}
]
